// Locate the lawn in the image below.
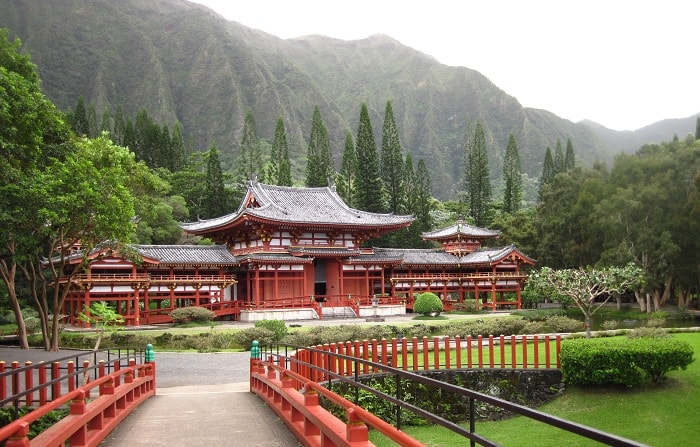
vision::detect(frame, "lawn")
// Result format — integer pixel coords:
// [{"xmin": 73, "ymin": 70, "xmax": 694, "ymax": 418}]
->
[{"xmin": 371, "ymin": 332, "xmax": 699, "ymax": 447}]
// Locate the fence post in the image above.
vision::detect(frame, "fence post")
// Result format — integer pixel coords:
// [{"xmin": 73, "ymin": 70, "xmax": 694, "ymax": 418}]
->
[{"xmin": 250, "ymin": 340, "xmax": 261, "ymax": 392}]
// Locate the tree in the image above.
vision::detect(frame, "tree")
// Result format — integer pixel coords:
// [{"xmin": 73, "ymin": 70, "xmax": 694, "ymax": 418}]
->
[
  {"xmin": 0, "ymin": 29, "xmax": 71, "ymax": 348},
  {"xmin": 23, "ymin": 135, "xmax": 149, "ymax": 351},
  {"xmin": 355, "ymin": 103, "xmax": 385, "ymax": 212},
  {"xmin": 528, "ymin": 264, "xmax": 643, "ymax": 338},
  {"xmin": 78, "ymin": 302, "xmax": 124, "ymax": 350},
  {"xmin": 238, "ymin": 110, "xmax": 262, "ymax": 182},
  {"xmin": 270, "ymin": 116, "xmax": 292, "ymax": 186},
  {"xmin": 564, "ymin": 138, "xmax": 575, "ymax": 171},
  {"xmin": 539, "ymin": 146, "xmax": 554, "ymax": 199},
  {"xmin": 553, "ymin": 139, "xmax": 565, "ymax": 174},
  {"xmin": 336, "ymin": 131, "xmax": 358, "ymax": 206},
  {"xmin": 202, "ymin": 144, "xmax": 228, "ymax": 218},
  {"xmin": 113, "ymin": 104, "xmax": 126, "ymax": 145},
  {"xmin": 72, "ymin": 96, "xmax": 89, "ymax": 136},
  {"xmin": 381, "ymin": 100, "xmax": 404, "ymax": 213},
  {"xmin": 502, "ymin": 133, "xmax": 522, "ymax": 214},
  {"xmin": 305, "ymin": 106, "xmax": 332, "ymax": 187},
  {"xmin": 465, "ymin": 120, "xmax": 491, "ymax": 226},
  {"xmin": 415, "ymin": 159, "xmax": 433, "ymax": 236},
  {"xmin": 170, "ymin": 122, "xmax": 186, "ymax": 172},
  {"xmin": 100, "ymin": 107, "xmax": 111, "ymax": 136}
]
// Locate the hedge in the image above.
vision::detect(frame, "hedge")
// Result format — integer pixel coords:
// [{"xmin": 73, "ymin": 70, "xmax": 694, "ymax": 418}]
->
[{"xmin": 560, "ymin": 337, "xmax": 694, "ymax": 387}]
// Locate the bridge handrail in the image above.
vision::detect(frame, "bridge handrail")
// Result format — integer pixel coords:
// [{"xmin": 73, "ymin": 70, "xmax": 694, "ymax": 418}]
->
[
  {"xmin": 258, "ymin": 343, "xmax": 650, "ymax": 447},
  {"xmin": 0, "ymin": 348, "xmax": 144, "ymax": 408},
  {"xmin": 0, "ymin": 359, "xmax": 155, "ymax": 445}
]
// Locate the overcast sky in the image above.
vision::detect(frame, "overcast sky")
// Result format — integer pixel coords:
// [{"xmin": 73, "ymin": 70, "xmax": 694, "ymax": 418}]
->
[{"xmin": 190, "ymin": 0, "xmax": 698, "ymax": 131}]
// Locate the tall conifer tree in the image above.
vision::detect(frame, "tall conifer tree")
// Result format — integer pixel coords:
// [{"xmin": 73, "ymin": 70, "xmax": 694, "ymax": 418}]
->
[
  {"xmin": 170, "ymin": 122, "xmax": 186, "ymax": 172},
  {"xmin": 337, "ymin": 131, "xmax": 358, "ymax": 206},
  {"xmin": 305, "ymin": 106, "xmax": 332, "ymax": 187},
  {"xmin": 381, "ymin": 100, "xmax": 404, "ymax": 213},
  {"xmin": 87, "ymin": 103, "xmax": 98, "ymax": 138},
  {"xmin": 415, "ymin": 158, "xmax": 433, "ymax": 235},
  {"xmin": 238, "ymin": 110, "xmax": 262, "ymax": 182},
  {"xmin": 203, "ymin": 144, "xmax": 227, "ymax": 218},
  {"xmin": 502, "ymin": 133, "xmax": 522, "ymax": 214},
  {"xmin": 100, "ymin": 107, "xmax": 111, "ymax": 136},
  {"xmin": 271, "ymin": 116, "xmax": 292, "ymax": 186},
  {"xmin": 72, "ymin": 96, "xmax": 88, "ymax": 136},
  {"xmin": 465, "ymin": 120, "xmax": 491, "ymax": 226},
  {"xmin": 355, "ymin": 103, "xmax": 385, "ymax": 212},
  {"xmin": 553, "ymin": 139, "xmax": 565, "ymax": 174},
  {"xmin": 564, "ymin": 138, "xmax": 575, "ymax": 171},
  {"xmin": 113, "ymin": 105, "xmax": 125, "ymax": 146},
  {"xmin": 539, "ymin": 146, "xmax": 555, "ymax": 199}
]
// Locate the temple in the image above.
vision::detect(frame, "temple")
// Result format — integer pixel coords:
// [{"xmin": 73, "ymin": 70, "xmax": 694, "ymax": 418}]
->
[{"xmin": 60, "ymin": 181, "xmax": 534, "ymax": 326}]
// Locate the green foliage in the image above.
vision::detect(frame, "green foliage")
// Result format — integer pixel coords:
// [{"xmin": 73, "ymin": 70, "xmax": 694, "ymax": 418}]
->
[
  {"xmin": 254, "ymin": 319, "xmax": 288, "ymax": 342},
  {"xmin": 502, "ymin": 133, "xmax": 522, "ymax": 214},
  {"xmin": 381, "ymin": 100, "xmax": 404, "ymax": 214},
  {"xmin": 305, "ymin": 105, "xmax": 333, "ymax": 187},
  {"xmin": 0, "ymin": 406, "xmax": 70, "ymax": 439},
  {"xmin": 464, "ymin": 120, "xmax": 492, "ymax": 226},
  {"xmin": 561, "ymin": 337, "xmax": 694, "ymax": 387},
  {"xmin": 169, "ymin": 306, "xmax": 216, "ymax": 324},
  {"xmin": 413, "ymin": 292, "xmax": 443, "ymax": 316},
  {"xmin": 232, "ymin": 327, "xmax": 276, "ymax": 351},
  {"xmin": 355, "ymin": 103, "xmax": 385, "ymax": 213}
]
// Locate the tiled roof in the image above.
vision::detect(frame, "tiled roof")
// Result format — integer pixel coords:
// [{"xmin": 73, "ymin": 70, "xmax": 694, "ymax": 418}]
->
[
  {"xmin": 422, "ymin": 219, "xmax": 500, "ymax": 240},
  {"xmin": 236, "ymin": 253, "xmax": 313, "ymax": 264},
  {"xmin": 373, "ymin": 245, "xmax": 533, "ymax": 266},
  {"xmin": 181, "ymin": 181, "xmax": 413, "ymax": 232},
  {"xmin": 135, "ymin": 245, "xmax": 238, "ymax": 266}
]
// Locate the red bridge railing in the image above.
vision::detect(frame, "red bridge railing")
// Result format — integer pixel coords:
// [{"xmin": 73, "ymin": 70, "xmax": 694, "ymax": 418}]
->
[
  {"xmin": 250, "ymin": 340, "xmax": 649, "ymax": 447},
  {"xmin": 0, "ymin": 346, "xmax": 156, "ymax": 446}
]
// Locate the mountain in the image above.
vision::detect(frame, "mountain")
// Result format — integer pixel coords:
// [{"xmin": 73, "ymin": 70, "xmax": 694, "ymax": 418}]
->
[{"xmin": 1, "ymin": 0, "xmax": 697, "ymax": 200}]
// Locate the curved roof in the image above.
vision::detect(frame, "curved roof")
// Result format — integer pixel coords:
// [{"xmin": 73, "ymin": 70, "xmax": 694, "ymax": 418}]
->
[
  {"xmin": 422, "ymin": 219, "xmax": 500, "ymax": 240},
  {"xmin": 181, "ymin": 181, "xmax": 413, "ymax": 234}
]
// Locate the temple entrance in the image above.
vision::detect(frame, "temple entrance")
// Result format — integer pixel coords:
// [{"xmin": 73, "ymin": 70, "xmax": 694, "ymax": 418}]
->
[{"xmin": 314, "ymin": 259, "xmax": 327, "ymax": 300}]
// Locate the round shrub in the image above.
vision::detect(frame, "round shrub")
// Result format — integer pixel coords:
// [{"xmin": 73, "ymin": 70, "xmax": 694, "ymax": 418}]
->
[
  {"xmin": 233, "ymin": 327, "xmax": 276, "ymax": 351},
  {"xmin": 413, "ymin": 292, "xmax": 443, "ymax": 316},
  {"xmin": 169, "ymin": 306, "xmax": 216, "ymax": 324},
  {"xmin": 254, "ymin": 319, "xmax": 288, "ymax": 342}
]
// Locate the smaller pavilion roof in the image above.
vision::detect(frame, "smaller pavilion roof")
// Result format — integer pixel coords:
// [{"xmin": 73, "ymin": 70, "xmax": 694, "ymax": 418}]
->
[
  {"xmin": 422, "ymin": 218, "xmax": 500, "ymax": 241},
  {"xmin": 373, "ymin": 245, "xmax": 534, "ymax": 267}
]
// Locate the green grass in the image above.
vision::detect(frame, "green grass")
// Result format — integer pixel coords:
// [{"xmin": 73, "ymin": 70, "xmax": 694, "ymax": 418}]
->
[{"xmin": 371, "ymin": 332, "xmax": 700, "ymax": 447}]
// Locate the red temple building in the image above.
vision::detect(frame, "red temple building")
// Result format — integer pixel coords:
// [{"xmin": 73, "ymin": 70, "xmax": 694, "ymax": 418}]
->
[{"xmin": 61, "ymin": 181, "xmax": 534, "ymax": 326}]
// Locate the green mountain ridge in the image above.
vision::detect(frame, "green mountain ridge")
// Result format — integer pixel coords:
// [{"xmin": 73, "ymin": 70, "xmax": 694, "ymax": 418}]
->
[{"xmin": 1, "ymin": 0, "xmax": 697, "ymax": 200}]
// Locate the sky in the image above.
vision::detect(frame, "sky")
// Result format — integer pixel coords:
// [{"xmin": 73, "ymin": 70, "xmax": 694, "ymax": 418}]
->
[{"xmin": 190, "ymin": 0, "xmax": 699, "ymax": 131}]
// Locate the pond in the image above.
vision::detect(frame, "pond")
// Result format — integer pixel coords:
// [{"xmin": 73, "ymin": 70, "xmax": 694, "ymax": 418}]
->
[{"xmin": 585, "ymin": 315, "xmax": 699, "ymax": 331}]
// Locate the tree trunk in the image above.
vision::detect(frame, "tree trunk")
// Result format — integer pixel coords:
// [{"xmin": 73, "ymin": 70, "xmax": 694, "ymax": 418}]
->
[
  {"xmin": 634, "ymin": 291, "xmax": 647, "ymax": 312},
  {"xmin": 0, "ymin": 259, "xmax": 29, "ymax": 349},
  {"xmin": 652, "ymin": 290, "xmax": 662, "ymax": 312},
  {"xmin": 646, "ymin": 293, "xmax": 652, "ymax": 313},
  {"xmin": 659, "ymin": 276, "xmax": 673, "ymax": 308},
  {"xmin": 585, "ymin": 313, "xmax": 592, "ymax": 338}
]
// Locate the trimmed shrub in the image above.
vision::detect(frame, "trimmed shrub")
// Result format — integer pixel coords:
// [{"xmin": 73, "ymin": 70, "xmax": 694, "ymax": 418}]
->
[
  {"xmin": 169, "ymin": 306, "xmax": 216, "ymax": 324},
  {"xmin": 561, "ymin": 337, "xmax": 694, "ymax": 387},
  {"xmin": 254, "ymin": 319, "xmax": 288, "ymax": 342},
  {"xmin": 541, "ymin": 315, "xmax": 583, "ymax": 333},
  {"xmin": 413, "ymin": 292, "xmax": 443, "ymax": 316},
  {"xmin": 233, "ymin": 327, "xmax": 276, "ymax": 350}
]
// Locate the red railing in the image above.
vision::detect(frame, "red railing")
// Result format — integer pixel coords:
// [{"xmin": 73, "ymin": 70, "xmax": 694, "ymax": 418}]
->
[
  {"xmin": 250, "ymin": 356, "xmax": 423, "ymax": 447},
  {"xmin": 291, "ymin": 334, "xmax": 562, "ymax": 381},
  {"xmin": 0, "ymin": 348, "xmax": 155, "ymax": 446}
]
